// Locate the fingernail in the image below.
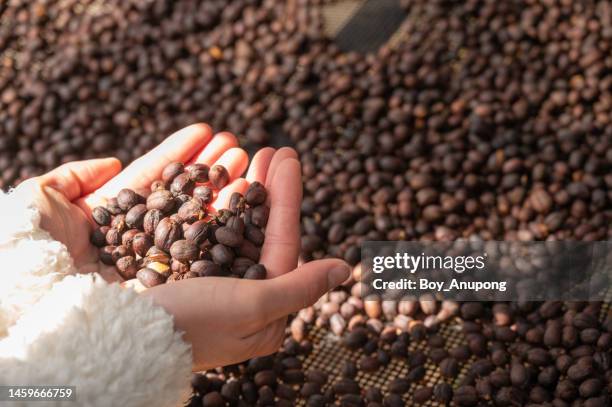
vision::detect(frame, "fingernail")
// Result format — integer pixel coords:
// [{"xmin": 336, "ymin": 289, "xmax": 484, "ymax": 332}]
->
[{"xmin": 328, "ymin": 263, "xmax": 351, "ymax": 288}]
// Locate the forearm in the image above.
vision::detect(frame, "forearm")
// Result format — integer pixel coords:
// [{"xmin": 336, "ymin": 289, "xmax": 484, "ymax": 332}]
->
[{"xmin": 0, "ymin": 188, "xmax": 193, "ymax": 406}]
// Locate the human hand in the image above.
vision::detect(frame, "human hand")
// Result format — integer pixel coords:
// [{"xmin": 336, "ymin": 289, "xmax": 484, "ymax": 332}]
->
[
  {"xmin": 143, "ymin": 146, "xmax": 350, "ymax": 370},
  {"xmin": 26, "ymin": 123, "xmax": 350, "ymax": 370},
  {"xmin": 23, "ymin": 123, "xmax": 251, "ymax": 282}
]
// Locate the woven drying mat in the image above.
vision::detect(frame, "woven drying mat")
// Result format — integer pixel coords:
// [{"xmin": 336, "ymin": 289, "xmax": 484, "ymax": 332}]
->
[
  {"xmin": 292, "ymin": 296, "xmax": 612, "ymax": 406},
  {"xmin": 298, "ymin": 317, "xmax": 470, "ymax": 406}
]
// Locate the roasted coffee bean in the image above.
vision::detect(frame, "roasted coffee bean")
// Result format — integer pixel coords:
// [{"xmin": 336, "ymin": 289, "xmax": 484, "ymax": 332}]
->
[
  {"xmin": 99, "ymin": 246, "xmax": 116, "ymax": 265},
  {"xmin": 228, "ymin": 192, "xmax": 246, "ymax": 213},
  {"xmin": 91, "ymin": 226, "xmax": 110, "ymax": 247},
  {"xmin": 276, "ymin": 383, "xmax": 297, "ymax": 401},
  {"xmin": 343, "ymin": 328, "xmax": 368, "ymax": 350},
  {"xmin": 232, "ymin": 257, "xmax": 255, "ymax": 277},
  {"xmin": 150, "ymin": 180, "xmax": 168, "ymax": 192},
  {"xmin": 169, "ymin": 239, "xmax": 199, "ymax": 263},
  {"xmin": 106, "ymin": 198, "xmax": 123, "ymax": 216},
  {"xmin": 243, "ymin": 264, "xmax": 266, "ymax": 280},
  {"xmin": 187, "ymin": 163, "xmax": 209, "ymax": 183},
  {"xmin": 383, "ymin": 393, "xmax": 404, "ymax": 407},
  {"xmin": 246, "ymin": 181, "xmax": 267, "ymax": 206},
  {"xmin": 178, "ymin": 199, "xmax": 204, "ymax": 223},
  {"xmin": 92, "ymin": 206, "xmax": 112, "ymax": 226},
  {"xmin": 283, "ymin": 369, "xmax": 304, "ymax": 384},
  {"xmin": 184, "ymin": 220, "xmax": 210, "ymax": 247},
  {"xmin": 170, "ymin": 173, "xmax": 195, "ymax": 196},
  {"xmin": 116, "ymin": 256, "xmax": 138, "ymax": 279},
  {"xmin": 161, "ymin": 163, "xmax": 184, "ymax": 183},
  {"xmin": 121, "ymin": 229, "xmax": 140, "ymax": 249},
  {"xmin": 154, "ymin": 218, "xmax": 182, "ymax": 252},
  {"xmin": 244, "ymin": 224, "xmax": 265, "ymax": 246},
  {"xmin": 215, "ymin": 226, "xmax": 243, "ymax": 247},
  {"xmin": 147, "ymin": 190, "xmax": 176, "ymax": 214},
  {"xmin": 136, "ymin": 268, "xmax": 167, "ymax": 288},
  {"xmin": 210, "ymin": 244, "xmax": 235, "ymax": 266},
  {"xmin": 364, "ymin": 387, "xmax": 383, "ymax": 403},
  {"xmin": 193, "ymin": 186, "xmax": 214, "ymax": 204},
  {"xmin": 125, "ymin": 204, "xmax": 147, "ymax": 229},
  {"xmin": 143, "ymin": 209, "xmax": 164, "ymax": 235},
  {"xmin": 209, "ymin": 165, "xmax": 230, "ymax": 189},
  {"xmin": 254, "ymin": 370, "xmax": 277, "ymax": 388},
  {"xmin": 250, "ymin": 205, "xmax": 270, "ymax": 228},
  {"xmin": 387, "ymin": 378, "xmax": 410, "ymax": 394},
  {"xmin": 433, "ymin": 382, "xmax": 453, "ymax": 404},
  {"xmin": 117, "ymin": 189, "xmax": 143, "ymax": 211},
  {"xmin": 111, "ymin": 214, "xmax": 127, "ymax": 233},
  {"xmin": 189, "ymin": 260, "xmax": 223, "ymax": 277},
  {"xmin": 453, "ymin": 386, "xmax": 478, "ymax": 406},
  {"xmin": 106, "ymin": 228, "xmax": 122, "ymax": 246},
  {"xmin": 440, "ymin": 357, "xmax": 459, "ymax": 378},
  {"xmin": 359, "ymin": 355, "xmax": 380, "ymax": 372},
  {"xmin": 407, "ymin": 366, "xmax": 426, "ymax": 383},
  {"xmin": 413, "ymin": 387, "xmax": 433, "ymax": 404}
]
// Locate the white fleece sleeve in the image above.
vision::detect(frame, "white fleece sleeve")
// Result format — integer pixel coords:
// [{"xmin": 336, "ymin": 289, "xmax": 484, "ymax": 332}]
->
[{"xmin": 0, "ymin": 187, "xmax": 193, "ymax": 407}]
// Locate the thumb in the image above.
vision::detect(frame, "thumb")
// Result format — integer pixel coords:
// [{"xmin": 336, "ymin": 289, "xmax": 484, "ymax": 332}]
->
[
  {"xmin": 261, "ymin": 259, "xmax": 350, "ymax": 324},
  {"xmin": 38, "ymin": 158, "xmax": 122, "ymax": 201}
]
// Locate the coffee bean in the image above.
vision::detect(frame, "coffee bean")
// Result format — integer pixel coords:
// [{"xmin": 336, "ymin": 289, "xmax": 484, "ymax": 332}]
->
[
  {"xmin": 116, "ymin": 256, "xmax": 138, "ymax": 279},
  {"xmin": 154, "ymin": 217, "xmax": 182, "ymax": 252},
  {"xmin": 243, "ymin": 264, "xmax": 266, "ymax": 280},
  {"xmin": 187, "ymin": 163, "xmax": 209, "ymax": 183},
  {"xmin": 125, "ymin": 204, "xmax": 147, "ymax": 229},
  {"xmin": 209, "ymin": 243, "xmax": 234, "ymax": 265},
  {"xmin": 170, "ymin": 173, "xmax": 195, "ymax": 196},
  {"xmin": 453, "ymin": 385, "xmax": 478, "ymax": 406},
  {"xmin": 137, "ymin": 268, "xmax": 167, "ymax": 288},
  {"xmin": 246, "ymin": 181, "xmax": 267, "ymax": 206},
  {"xmin": 193, "ymin": 186, "xmax": 214, "ymax": 204},
  {"xmin": 215, "ymin": 226, "xmax": 243, "ymax": 247},
  {"xmin": 92, "ymin": 206, "xmax": 112, "ymax": 226},
  {"xmin": 147, "ymin": 190, "xmax": 176, "ymax": 214},
  {"xmin": 169, "ymin": 239, "xmax": 199, "ymax": 263},
  {"xmin": 91, "ymin": 226, "xmax": 110, "ymax": 247},
  {"xmin": 117, "ymin": 189, "xmax": 143, "ymax": 211},
  {"xmin": 209, "ymin": 165, "xmax": 229, "ymax": 189},
  {"xmin": 412, "ymin": 386, "xmax": 433, "ymax": 404},
  {"xmin": 433, "ymin": 382, "xmax": 453, "ymax": 403},
  {"xmin": 162, "ymin": 163, "xmax": 184, "ymax": 183}
]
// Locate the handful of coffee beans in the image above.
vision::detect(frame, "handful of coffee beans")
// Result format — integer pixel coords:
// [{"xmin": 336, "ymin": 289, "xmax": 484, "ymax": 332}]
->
[{"xmin": 90, "ymin": 162, "xmax": 269, "ymax": 287}]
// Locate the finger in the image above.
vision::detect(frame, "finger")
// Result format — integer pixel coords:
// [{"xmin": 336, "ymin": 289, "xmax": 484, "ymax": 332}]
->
[
  {"xmin": 189, "ymin": 131, "xmax": 239, "ymax": 166},
  {"xmin": 38, "ymin": 158, "xmax": 122, "ymax": 201},
  {"xmin": 246, "ymin": 147, "xmax": 276, "ymax": 184},
  {"xmin": 259, "ymin": 158, "xmax": 302, "ymax": 278},
  {"xmin": 259, "ymin": 259, "xmax": 350, "ymax": 325},
  {"xmin": 264, "ymin": 147, "xmax": 298, "ymax": 189},
  {"xmin": 211, "ymin": 178, "xmax": 249, "ymax": 212},
  {"xmin": 97, "ymin": 123, "xmax": 212, "ymax": 197}
]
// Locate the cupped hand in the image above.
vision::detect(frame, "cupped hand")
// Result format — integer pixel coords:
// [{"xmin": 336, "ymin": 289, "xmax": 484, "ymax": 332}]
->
[{"xmin": 27, "ymin": 123, "xmax": 350, "ymax": 370}]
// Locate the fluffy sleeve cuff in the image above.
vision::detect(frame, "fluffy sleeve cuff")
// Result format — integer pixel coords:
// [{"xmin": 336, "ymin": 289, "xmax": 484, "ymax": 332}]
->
[
  {"xmin": 0, "ymin": 275, "xmax": 192, "ymax": 407},
  {"xmin": 0, "ymin": 183, "xmax": 75, "ymax": 335},
  {"xmin": 0, "ymin": 184, "xmax": 193, "ymax": 406}
]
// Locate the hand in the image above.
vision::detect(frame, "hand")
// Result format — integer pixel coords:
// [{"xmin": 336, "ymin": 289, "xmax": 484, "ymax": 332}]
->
[
  {"xmin": 22, "ymin": 124, "xmax": 250, "ymax": 282},
  {"xmin": 26, "ymin": 123, "xmax": 350, "ymax": 370}
]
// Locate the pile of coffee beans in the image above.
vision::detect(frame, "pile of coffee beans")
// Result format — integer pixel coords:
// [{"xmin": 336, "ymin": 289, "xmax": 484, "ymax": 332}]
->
[
  {"xmin": 2, "ymin": 0, "xmax": 611, "ymax": 405},
  {"xmin": 188, "ymin": 288, "xmax": 611, "ymax": 406},
  {"xmin": 90, "ymin": 162, "xmax": 269, "ymax": 287}
]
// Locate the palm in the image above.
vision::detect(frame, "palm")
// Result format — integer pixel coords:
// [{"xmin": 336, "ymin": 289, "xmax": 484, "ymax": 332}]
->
[{"xmin": 35, "ymin": 124, "xmax": 301, "ymax": 284}]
